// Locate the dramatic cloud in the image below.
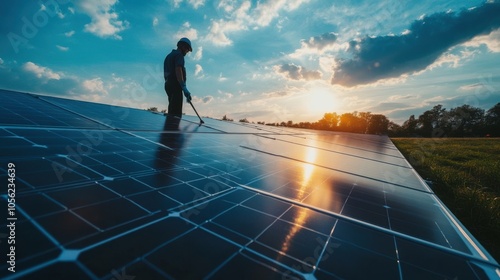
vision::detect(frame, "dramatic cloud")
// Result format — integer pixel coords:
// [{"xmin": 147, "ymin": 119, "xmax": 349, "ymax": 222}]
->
[
  {"xmin": 303, "ymin": 32, "xmax": 338, "ymax": 50},
  {"xmin": 331, "ymin": 1, "xmax": 500, "ymax": 87},
  {"xmin": 290, "ymin": 32, "xmax": 343, "ymax": 59},
  {"xmin": 275, "ymin": 63, "xmax": 322, "ymax": 81},
  {"xmin": 23, "ymin": 62, "xmax": 61, "ymax": 80},
  {"xmin": 465, "ymin": 29, "xmax": 500, "ymax": 52},
  {"xmin": 205, "ymin": 2, "xmax": 251, "ymax": 46},
  {"xmin": 77, "ymin": 0, "xmax": 129, "ymax": 39},
  {"xmin": 205, "ymin": 0, "xmax": 309, "ymax": 46}
]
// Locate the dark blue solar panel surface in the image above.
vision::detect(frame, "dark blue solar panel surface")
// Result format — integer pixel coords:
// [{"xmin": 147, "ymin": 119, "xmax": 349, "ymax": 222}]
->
[{"xmin": 0, "ymin": 89, "xmax": 499, "ymax": 279}]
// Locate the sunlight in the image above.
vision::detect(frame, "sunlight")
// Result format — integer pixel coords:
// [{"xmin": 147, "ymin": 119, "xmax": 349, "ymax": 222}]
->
[
  {"xmin": 279, "ymin": 146, "xmax": 317, "ymax": 258},
  {"xmin": 301, "ymin": 146, "xmax": 317, "ymax": 188},
  {"xmin": 307, "ymin": 86, "xmax": 339, "ymax": 114}
]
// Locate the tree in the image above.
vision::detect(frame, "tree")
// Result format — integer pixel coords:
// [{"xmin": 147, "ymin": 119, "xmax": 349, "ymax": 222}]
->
[
  {"xmin": 367, "ymin": 114, "xmax": 389, "ymax": 134},
  {"xmin": 339, "ymin": 112, "xmax": 368, "ymax": 133},
  {"xmin": 448, "ymin": 105, "xmax": 485, "ymax": 137},
  {"xmin": 485, "ymin": 103, "xmax": 500, "ymax": 136},
  {"xmin": 417, "ymin": 105, "xmax": 447, "ymax": 137},
  {"xmin": 401, "ymin": 115, "xmax": 418, "ymax": 136},
  {"xmin": 222, "ymin": 115, "xmax": 233, "ymax": 121},
  {"xmin": 358, "ymin": 112, "xmax": 371, "ymax": 133},
  {"xmin": 388, "ymin": 121, "xmax": 404, "ymax": 137},
  {"xmin": 317, "ymin": 113, "xmax": 339, "ymax": 130},
  {"xmin": 299, "ymin": 122, "xmax": 312, "ymax": 129}
]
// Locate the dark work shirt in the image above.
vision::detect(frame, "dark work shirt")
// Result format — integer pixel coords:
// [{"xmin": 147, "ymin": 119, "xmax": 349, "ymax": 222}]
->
[{"xmin": 164, "ymin": 49, "xmax": 186, "ymax": 82}]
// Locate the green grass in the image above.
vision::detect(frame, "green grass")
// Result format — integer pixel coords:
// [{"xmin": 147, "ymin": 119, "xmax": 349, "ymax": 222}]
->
[{"xmin": 391, "ymin": 138, "xmax": 500, "ymax": 262}]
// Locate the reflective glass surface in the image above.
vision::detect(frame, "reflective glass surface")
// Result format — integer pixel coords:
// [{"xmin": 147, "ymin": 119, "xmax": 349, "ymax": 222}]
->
[{"xmin": 0, "ymin": 90, "xmax": 498, "ymax": 279}]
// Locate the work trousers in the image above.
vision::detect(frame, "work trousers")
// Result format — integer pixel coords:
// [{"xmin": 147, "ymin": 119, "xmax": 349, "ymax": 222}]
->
[{"xmin": 165, "ymin": 79, "xmax": 183, "ymax": 116}]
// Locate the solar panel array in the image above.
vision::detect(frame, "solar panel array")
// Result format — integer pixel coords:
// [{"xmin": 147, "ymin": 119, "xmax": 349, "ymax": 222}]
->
[{"xmin": 0, "ymin": 89, "xmax": 498, "ymax": 279}]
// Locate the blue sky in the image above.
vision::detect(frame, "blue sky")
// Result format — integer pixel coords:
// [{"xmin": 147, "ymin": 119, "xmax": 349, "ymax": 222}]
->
[{"xmin": 1, "ymin": 0, "xmax": 499, "ymax": 124}]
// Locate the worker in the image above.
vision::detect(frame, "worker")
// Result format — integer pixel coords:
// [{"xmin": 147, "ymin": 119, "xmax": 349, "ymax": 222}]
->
[{"xmin": 163, "ymin": 37, "xmax": 192, "ymax": 116}]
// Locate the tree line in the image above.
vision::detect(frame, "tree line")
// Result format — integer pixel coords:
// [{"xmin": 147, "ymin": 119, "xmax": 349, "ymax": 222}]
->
[
  {"xmin": 240, "ymin": 103, "xmax": 500, "ymax": 137},
  {"xmin": 149, "ymin": 103, "xmax": 500, "ymax": 137}
]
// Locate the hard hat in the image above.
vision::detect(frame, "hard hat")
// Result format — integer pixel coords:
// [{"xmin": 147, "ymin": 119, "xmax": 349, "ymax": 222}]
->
[{"xmin": 178, "ymin": 37, "xmax": 192, "ymax": 51}]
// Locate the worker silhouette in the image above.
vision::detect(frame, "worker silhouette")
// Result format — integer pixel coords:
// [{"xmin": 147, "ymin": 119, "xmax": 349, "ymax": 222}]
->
[{"xmin": 164, "ymin": 37, "xmax": 193, "ymax": 117}]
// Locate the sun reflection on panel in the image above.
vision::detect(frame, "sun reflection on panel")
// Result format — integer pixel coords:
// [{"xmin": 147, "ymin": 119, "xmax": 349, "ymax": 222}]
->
[
  {"xmin": 279, "ymin": 146, "xmax": 318, "ymax": 259},
  {"xmin": 298, "ymin": 146, "xmax": 317, "ymax": 202}
]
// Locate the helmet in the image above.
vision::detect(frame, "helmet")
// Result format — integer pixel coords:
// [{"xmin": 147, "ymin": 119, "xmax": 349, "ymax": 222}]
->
[{"xmin": 178, "ymin": 37, "xmax": 192, "ymax": 52}]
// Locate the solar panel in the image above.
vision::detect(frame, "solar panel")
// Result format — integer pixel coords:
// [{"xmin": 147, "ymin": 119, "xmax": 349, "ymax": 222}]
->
[{"xmin": 0, "ymin": 89, "xmax": 498, "ymax": 279}]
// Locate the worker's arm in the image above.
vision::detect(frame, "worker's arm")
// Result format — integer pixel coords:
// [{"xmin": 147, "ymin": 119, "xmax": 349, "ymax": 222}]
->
[
  {"xmin": 175, "ymin": 66, "xmax": 185, "ymax": 85},
  {"xmin": 175, "ymin": 65, "xmax": 191, "ymax": 102}
]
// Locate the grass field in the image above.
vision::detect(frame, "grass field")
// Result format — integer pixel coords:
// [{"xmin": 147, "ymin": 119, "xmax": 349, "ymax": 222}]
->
[{"xmin": 391, "ymin": 138, "xmax": 500, "ymax": 263}]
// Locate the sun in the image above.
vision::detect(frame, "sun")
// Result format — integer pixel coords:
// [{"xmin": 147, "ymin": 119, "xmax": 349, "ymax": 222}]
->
[{"xmin": 306, "ymin": 86, "xmax": 339, "ymax": 115}]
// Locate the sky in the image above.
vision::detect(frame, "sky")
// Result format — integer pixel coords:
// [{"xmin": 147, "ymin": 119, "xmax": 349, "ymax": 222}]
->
[{"xmin": 1, "ymin": 0, "xmax": 500, "ymax": 125}]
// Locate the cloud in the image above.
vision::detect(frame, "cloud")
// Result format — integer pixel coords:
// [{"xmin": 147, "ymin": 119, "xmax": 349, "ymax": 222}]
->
[
  {"xmin": 193, "ymin": 46, "xmax": 203, "ymax": 60},
  {"xmin": 205, "ymin": 2, "xmax": 251, "ymax": 46},
  {"xmin": 366, "ymin": 102, "xmax": 411, "ymax": 113},
  {"xmin": 173, "ymin": 0, "xmax": 205, "ymax": 9},
  {"xmin": 252, "ymin": 0, "xmax": 310, "ymax": 26},
  {"xmin": 194, "ymin": 64, "xmax": 204, "ymax": 77},
  {"xmin": 77, "ymin": 0, "xmax": 129, "ymax": 39},
  {"xmin": 205, "ymin": 0, "xmax": 308, "ymax": 46},
  {"xmin": 290, "ymin": 32, "xmax": 345, "ymax": 59},
  {"xmin": 458, "ymin": 83, "xmax": 484, "ymax": 92},
  {"xmin": 218, "ymin": 73, "xmax": 227, "ymax": 82},
  {"xmin": 274, "ymin": 63, "xmax": 321, "ymax": 81},
  {"xmin": 262, "ymin": 90, "xmax": 292, "ymax": 98},
  {"xmin": 175, "ymin": 22, "xmax": 198, "ymax": 44},
  {"xmin": 218, "ymin": 90, "xmax": 233, "ymax": 99},
  {"xmin": 172, "ymin": 0, "xmax": 180, "ymax": 8},
  {"xmin": 111, "ymin": 73, "xmax": 124, "ymax": 83},
  {"xmin": 188, "ymin": 0, "xmax": 205, "ymax": 9},
  {"xmin": 0, "ymin": 58, "xmax": 3, "ymax": 65},
  {"xmin": 152, "ymin": 17, "xmax": 159, "ymax": 27},
  {"xmin": 388, "ymin": 94, "xmax": 418, "ymax": 101},
  {"xmin": 201, "ymin": 96, "xmax": 213, "ymax": 103},
  {"xmin": 331, "ymin": 1, "xmax": 500, "ymax": 87},
  {"xmin": 23, "ymin": 62, "xmax": 61, "ymax": 80},
  {"xmin": 303, "ymin": 32, "xmax": 338, "ymax": 50},
  {"xmin": 464, "ymin": 29, "xmax": 500, "ymax": 52},
  {"xmin": 40, "ymin": 2, "xmax": 65, "ymax": 19},
  {"xmin": 65, "ymin": 30, "xmax": 75, "ymax": 37},
  {"xmin": 56, "ymin": 45, "xmax": 69, "ymax": 51},
  {"xmin": 261, "ymin": 86, "xmax": 301, "ymax": 98},
  {"xmin": 1, "ymin": 62, "xmax": 81, "ymax": 96},
  {"xmin": 82, "ymin": 77, "xmax": 107, "ymax": 94}
]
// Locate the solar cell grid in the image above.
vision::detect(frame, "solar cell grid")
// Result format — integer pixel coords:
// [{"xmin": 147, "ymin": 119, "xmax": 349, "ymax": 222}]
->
[{"xmin": 0, "ymin": 90, "xmax": 498, "ymax": 279}]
